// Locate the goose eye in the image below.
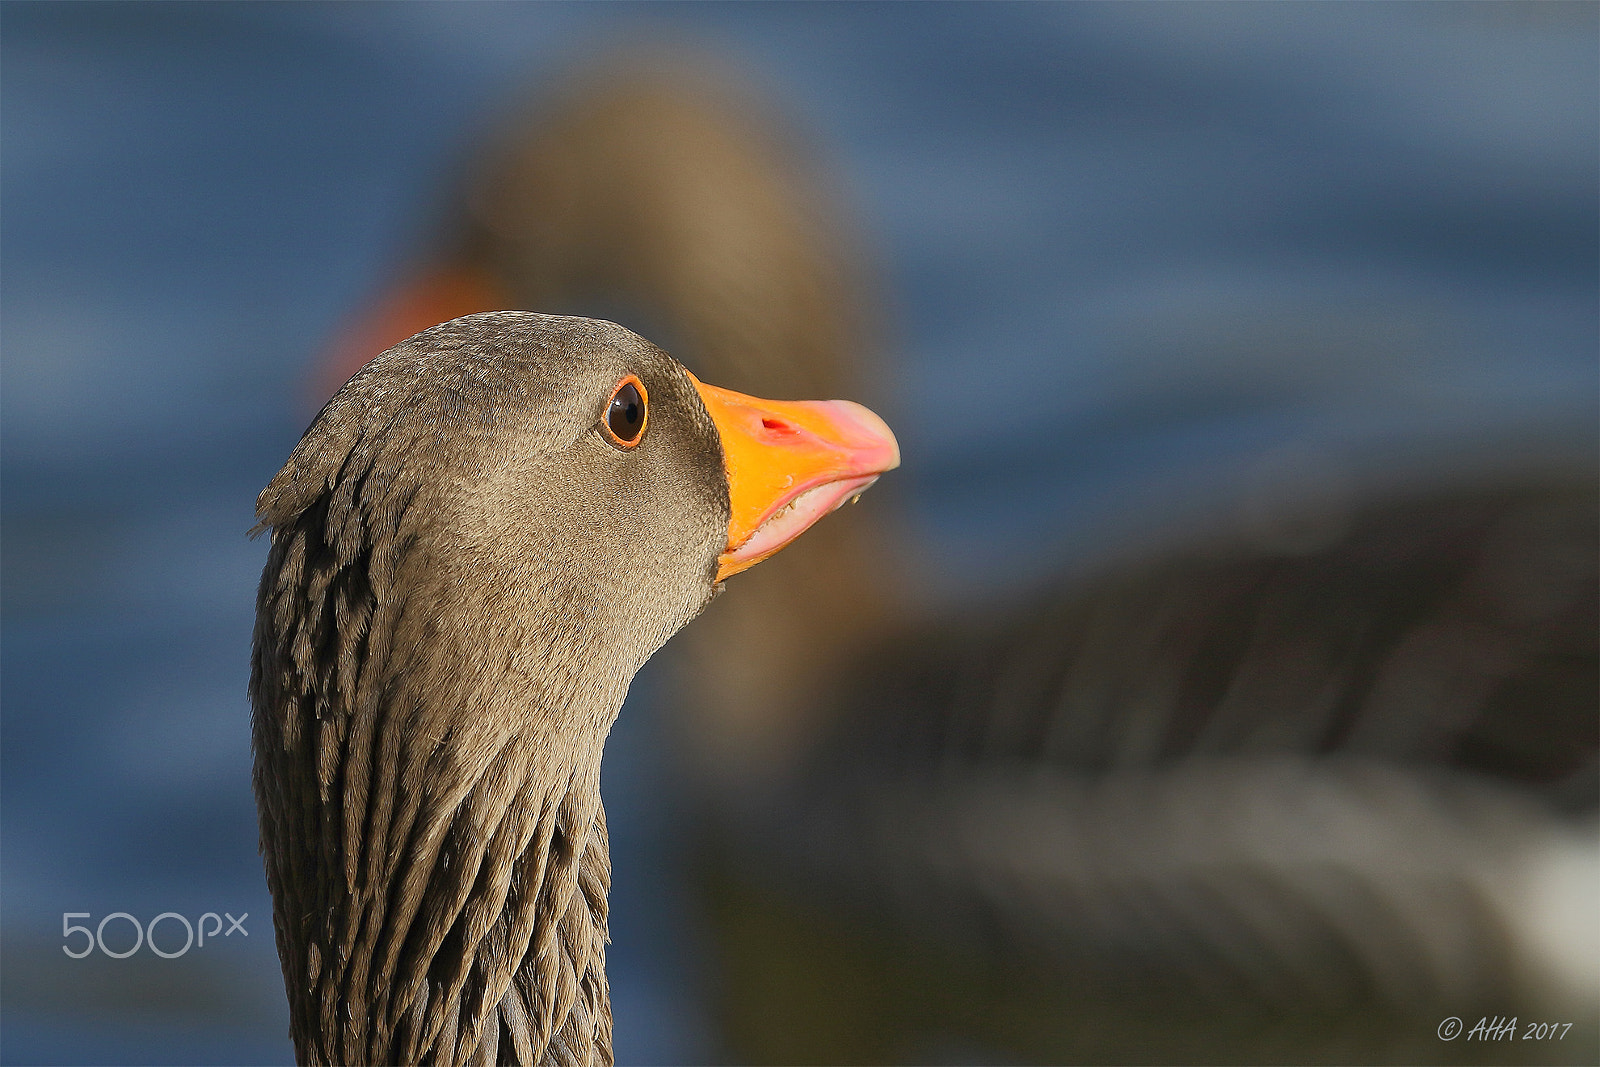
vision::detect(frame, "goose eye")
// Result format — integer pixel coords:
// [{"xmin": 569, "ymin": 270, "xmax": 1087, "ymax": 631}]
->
[{"xmin": 603, "ymin": 376, "xmax": 648, "ymax": 448}]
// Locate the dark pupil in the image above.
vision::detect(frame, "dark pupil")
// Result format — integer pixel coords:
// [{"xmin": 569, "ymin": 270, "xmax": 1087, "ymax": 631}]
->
[{"xmin": 608, "ymin": 382, "xmax": 644, "ymax": 442}]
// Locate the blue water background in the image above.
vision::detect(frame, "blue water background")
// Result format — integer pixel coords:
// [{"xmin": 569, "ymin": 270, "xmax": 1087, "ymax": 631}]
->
[{"xmin": 2, "ymin": 3, "xmax": 1595, "ymax": 1063}]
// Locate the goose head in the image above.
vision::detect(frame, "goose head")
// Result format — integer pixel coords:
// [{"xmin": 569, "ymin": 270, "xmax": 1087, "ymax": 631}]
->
[{"xmin": 249, "ymin": 312, "xmax": 897, "ymax": 1065}]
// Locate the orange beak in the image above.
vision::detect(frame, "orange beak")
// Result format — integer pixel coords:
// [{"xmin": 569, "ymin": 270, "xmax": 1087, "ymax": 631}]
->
[
  {"xmin": 689, "ymin": 373, "xmax": 900, "ymax": 582},
  {"xmin": 315, "ymin": 262, "xmax": 508, "ymax": 403}
]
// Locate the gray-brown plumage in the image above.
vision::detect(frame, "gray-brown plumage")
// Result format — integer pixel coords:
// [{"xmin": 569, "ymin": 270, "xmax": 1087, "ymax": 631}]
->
[
  {"xmin": 724, "ymin": 478, "xmax": 1597, "ymax": 1064},
  {"xmin": 317, "ymin": 50, "xmax": 898, "ymax": 793},
  {"xmin": 251, "ymin": 313, "xmax": 730, "ymax": 1066},
  {"xmin": 313, "ymin": 53, "xmax": 1598, "ymax": 1064},
  {"xmin": 455, "ymin": 51, "xmax": 900, "ymax": 794}
]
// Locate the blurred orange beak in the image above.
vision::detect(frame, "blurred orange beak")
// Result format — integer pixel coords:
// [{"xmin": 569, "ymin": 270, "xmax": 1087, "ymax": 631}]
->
[
  {"xmin": 316, "ymin": 263, "xmax": 507, "ymax": 403},
  {"xmin": 689, "ymin": 373, "xmax": 900, "ymax": 582}
]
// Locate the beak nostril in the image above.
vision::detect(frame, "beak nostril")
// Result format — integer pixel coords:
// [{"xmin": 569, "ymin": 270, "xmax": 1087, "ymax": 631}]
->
[{"xmin": 761, "ymin": 417, "xmax": 795, "ymax": 435}]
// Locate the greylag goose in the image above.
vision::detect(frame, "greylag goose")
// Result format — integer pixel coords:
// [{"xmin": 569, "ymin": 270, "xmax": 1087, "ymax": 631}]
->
[
  {"xmin": 314, "ymin": 49, "xmax": 898, "ymax": 800},
  {"xmin": 714, "ymin": 477, "xmax": 1597, "ymax": 1064},
  {"xmin": 251, "ymin": 312, "xmax": 897, "ymax": 1065},
  {"xmin": 311, "ymin": 54, "xmax": 1597, "ymax": 1064}
]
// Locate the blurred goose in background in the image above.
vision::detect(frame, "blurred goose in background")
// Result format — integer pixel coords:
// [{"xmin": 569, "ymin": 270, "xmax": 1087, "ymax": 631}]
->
[
  {"xmin": 318, "ymin": 53, "xmax": 899, "ymax": 795},
  {"xmin": 316, "ymin": 50, "xmax": 1598, "ymax": 1064},
  {"xmin": 727, "ymin": 478, "xmax": 1597, "ymax": 1064}
]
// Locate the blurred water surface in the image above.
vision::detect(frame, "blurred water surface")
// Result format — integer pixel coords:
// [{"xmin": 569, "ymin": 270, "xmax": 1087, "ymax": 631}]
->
[{"xmin": 1, "ymin": 3, "xmax": 1594, "ymax": 1064}]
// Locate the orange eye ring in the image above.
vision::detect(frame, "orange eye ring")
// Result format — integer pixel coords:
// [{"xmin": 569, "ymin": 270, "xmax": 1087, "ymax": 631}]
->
[{"xmin": 601, "ymin": 374, "xmax": 648, "ymax": 449}]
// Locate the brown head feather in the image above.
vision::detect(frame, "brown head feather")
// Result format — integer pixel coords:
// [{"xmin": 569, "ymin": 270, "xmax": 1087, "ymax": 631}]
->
[{"xmin": 251, "ymin": 312, "xmax": 728, "ymax": 1065}]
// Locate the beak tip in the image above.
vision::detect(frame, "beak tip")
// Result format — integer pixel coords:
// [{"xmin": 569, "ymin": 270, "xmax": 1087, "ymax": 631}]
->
[{"xmin": 829, "ymin": 399, "xmax": 901, "ymax": 472}]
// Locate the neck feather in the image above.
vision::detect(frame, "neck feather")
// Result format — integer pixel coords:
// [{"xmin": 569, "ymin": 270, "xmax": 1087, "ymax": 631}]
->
[{"xmin": 252, "ymin": 499, "xmax": 621, "ymax": 1066}]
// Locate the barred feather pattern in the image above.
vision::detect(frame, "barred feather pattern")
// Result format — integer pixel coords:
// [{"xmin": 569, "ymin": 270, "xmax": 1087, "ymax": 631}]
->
[{"xmin": 250, "ymin": 420, "xmax": 615, "ymax": 1066}]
